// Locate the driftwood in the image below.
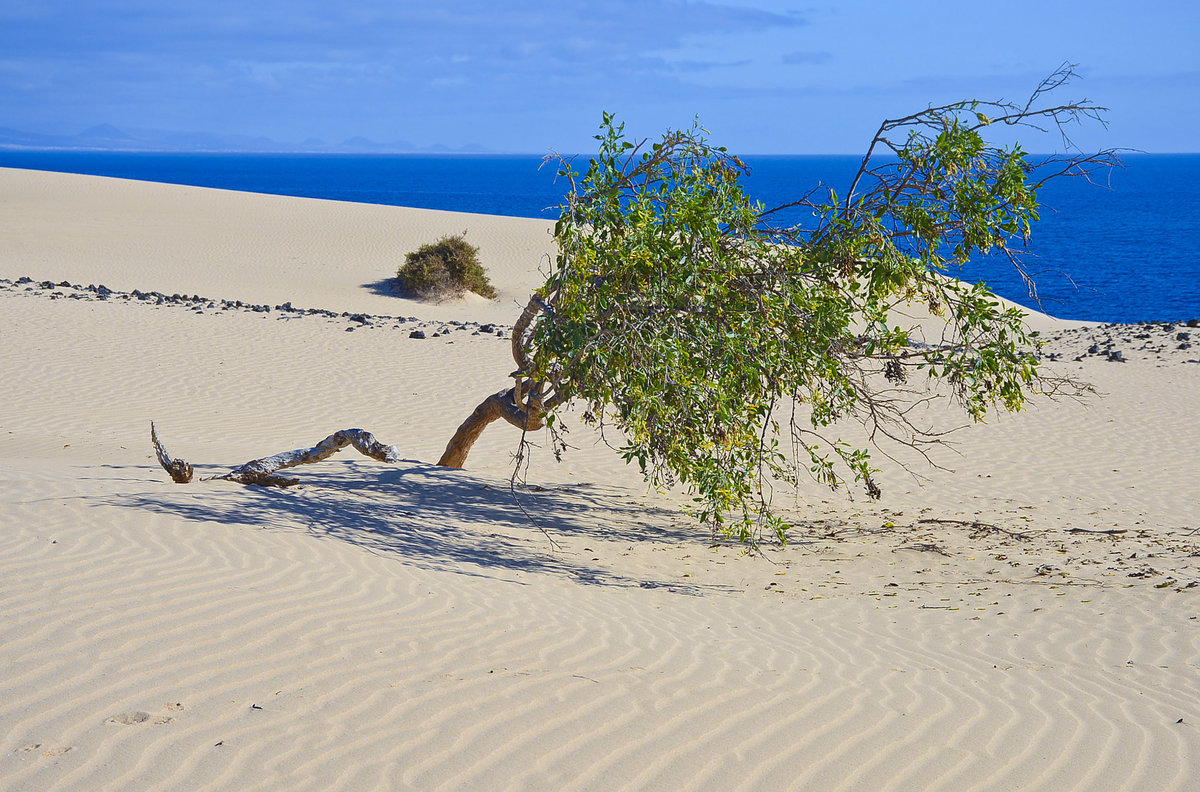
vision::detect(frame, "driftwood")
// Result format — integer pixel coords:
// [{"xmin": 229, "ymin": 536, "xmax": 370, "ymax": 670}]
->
[
  {"xmin": 152, "ymin": 422, "xmax": 195, "ymax": 483},
  {"xmin": 153, "ymin": 296, "xmax": 563, "ymax": 485},
  {"xmin": 151, "ymin": 423, "xmax": 405, "ymax": 487}
]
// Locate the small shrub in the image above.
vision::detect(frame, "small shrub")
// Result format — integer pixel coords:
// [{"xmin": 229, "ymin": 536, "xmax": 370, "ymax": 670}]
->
[{"xmin": 396, "ymin": 234, "xmax": 496, "ymax": 300}]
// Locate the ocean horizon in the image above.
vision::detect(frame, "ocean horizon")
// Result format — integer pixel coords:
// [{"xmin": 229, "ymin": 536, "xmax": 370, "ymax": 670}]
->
[{"xmin": 2, "ymin": 150, "xmax": 1196, "ymax": 324}]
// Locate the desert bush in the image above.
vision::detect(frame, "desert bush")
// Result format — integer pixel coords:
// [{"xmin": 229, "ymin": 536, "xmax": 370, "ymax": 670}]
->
[{"xmin": 397, "ymin": 234, "xmax": 496, "ymax": 299}]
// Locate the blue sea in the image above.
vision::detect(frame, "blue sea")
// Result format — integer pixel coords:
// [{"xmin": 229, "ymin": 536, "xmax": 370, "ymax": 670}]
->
[{"xmin": 2, "ymin": 150, "xmax": 1197, "ymax": 324}]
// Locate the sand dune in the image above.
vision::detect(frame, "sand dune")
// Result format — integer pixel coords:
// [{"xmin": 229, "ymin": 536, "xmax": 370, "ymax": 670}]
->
[{"xmin": 2, "ymin": 167, "xmax": 1198, "ymax": 791}]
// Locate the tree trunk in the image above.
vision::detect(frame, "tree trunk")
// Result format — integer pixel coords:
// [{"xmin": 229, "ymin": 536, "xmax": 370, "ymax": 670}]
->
[
  {"xmin": 436, "ymin": 294, "xmax": 558, "ymax": 468},
  {"xmin": 436, "ymin": 387, "xmax": 545, "ymax": 468}
]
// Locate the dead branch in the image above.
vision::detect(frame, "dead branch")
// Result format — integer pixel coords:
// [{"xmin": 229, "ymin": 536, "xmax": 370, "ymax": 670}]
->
[
  {"xmin": 917, "ymin": 517, "xmax": 1034, "ymax": 540},
  {"xmin": 151, "ymin": 422, "xmax": 194, "ymax": 483},
  {"xmin": 151, "ymin": 424, "xmax": 405, "ymax": 487},
  {"xmin": 896, "ymin": 542, "xmax": 953, "ymax": 557}
]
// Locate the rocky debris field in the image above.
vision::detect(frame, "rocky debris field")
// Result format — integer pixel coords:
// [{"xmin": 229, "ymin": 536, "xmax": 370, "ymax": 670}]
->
[
  {"xmin": 0, "ymin": 276, "xmax": 508, "ymax": 340},
  {"xmin": 1037, "ymin": 319, "xmax": 1200, "ymax": 366},
  {"xmin": 6, "ymin": 275, "xmax": 1198, "ymax": 365}
]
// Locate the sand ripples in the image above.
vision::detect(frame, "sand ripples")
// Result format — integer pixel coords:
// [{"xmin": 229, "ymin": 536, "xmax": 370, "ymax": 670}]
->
[
  {"xmin": 4, "ymin": 169, "xmax": 1200, "ymax": 790},
  {"xmin": 4, "ymin": 459, "xmax": 1200, "ymax": 791}
]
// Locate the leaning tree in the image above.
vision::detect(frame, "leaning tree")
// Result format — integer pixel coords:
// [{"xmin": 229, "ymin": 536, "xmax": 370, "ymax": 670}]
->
[{"xmin": 155, "ymin": 65, "xmax": 1117, "ymax": 543}]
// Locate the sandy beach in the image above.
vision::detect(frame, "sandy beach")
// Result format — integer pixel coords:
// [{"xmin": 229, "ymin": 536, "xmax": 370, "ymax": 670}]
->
[{"xmin": 2, "ymin": 166, "xmax": 1198, "ymax": 791}]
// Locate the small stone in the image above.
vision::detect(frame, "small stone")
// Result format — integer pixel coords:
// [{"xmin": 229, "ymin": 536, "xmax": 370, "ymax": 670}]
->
[
  {"xmin": 1188, "ymin": 319, "xmax": 1200, "ymax": 328},
  {"xmin": 409, "ymin": 329, "xmax": 426, "ymax": 339},
  {"xmin": 1106, "ymin": 350, "xmax": 1125, "ymax": 362},
  {"xmin": 1176, "ymin": 332, "xmax": 1191, "ymax": 342},
  {"xmin": 479, "ymin": 323, "xmax": 497, "ymax": 333}
]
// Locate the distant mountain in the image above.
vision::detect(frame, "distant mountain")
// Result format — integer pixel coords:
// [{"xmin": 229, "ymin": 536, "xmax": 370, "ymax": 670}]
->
[
  {"xmin": 338, "ymin": 135, "xmax": 418, "ymax": 152},
  {"xmin": 0, "ymin": 124, "xmax": 494, "ymax": 154}
]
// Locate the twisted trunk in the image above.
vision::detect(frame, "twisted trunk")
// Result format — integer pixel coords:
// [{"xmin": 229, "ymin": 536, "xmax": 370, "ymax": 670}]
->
[
  {"xmin": 436, "ymin": 293, "xmax": 558, "ymax": 469},
  {"xmin": 436, "ymin": 387, "xmax": 546, "ymax": 468}
]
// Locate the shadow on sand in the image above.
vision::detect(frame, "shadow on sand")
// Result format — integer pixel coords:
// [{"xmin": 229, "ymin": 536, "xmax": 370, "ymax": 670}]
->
[
  {"xmin": 362, "ymin": 277, "xmax": 409, "ymax": 301},
  {"xmin": 111, "ymin": 459, "xmax": 727, "ymax": 595}
]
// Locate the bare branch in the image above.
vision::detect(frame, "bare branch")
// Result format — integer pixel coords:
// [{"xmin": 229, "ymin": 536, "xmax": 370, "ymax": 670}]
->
[
  {"xmin": 150, "ymin": 426, "xmax": 406, "ymax": 488},
  {"xmin": 151, "ymin": 422, "xmax": 194, "ymax": 484}
]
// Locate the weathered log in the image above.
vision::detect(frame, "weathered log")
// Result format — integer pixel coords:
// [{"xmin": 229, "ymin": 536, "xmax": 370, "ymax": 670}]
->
[
  {"xmin": 225, "ymin": 428, "xmax": 404, "ymax": 486},
  {"xmin": 150, "ymin": 424, "xmax": 405, "ymax": 487},
  {"xmin": 151, "ymin": 422, "xmax": 194, "ymax": 483},
  {"xmin": 152, "ymin": 292, "xmax": 562, "ymax": 483}
]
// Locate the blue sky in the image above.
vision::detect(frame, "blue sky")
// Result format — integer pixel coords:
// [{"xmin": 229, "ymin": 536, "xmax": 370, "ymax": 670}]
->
[{"xmin": 2, "ymin": 0, "xmax": 1197, "ymax": 153}]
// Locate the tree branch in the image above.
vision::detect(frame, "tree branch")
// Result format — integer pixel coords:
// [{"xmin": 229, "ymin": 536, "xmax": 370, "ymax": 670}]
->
[{"xmin": 150, "ymin": 424, "xmax": 406, "ymax": 487}]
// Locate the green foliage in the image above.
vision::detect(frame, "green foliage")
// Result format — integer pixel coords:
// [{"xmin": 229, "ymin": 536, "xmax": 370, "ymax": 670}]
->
[
  {"xmin": 521, "ymin": 68, "xmax": 1113, "ymax": 544},
  {"xmin": 397, "ymin": 234, "xmax": 496, "ymax": 300}
]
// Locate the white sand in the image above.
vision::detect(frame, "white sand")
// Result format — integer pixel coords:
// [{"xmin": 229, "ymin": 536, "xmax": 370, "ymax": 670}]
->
[{"xmin": 2, "ymin": 167, "xmax": 1198, "ymax": 791}]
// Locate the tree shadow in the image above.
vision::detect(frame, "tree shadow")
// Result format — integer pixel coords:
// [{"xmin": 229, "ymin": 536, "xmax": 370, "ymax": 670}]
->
[{"xmin": 110, "ymin": 460, "xmax": 727, "ymax": 595}]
